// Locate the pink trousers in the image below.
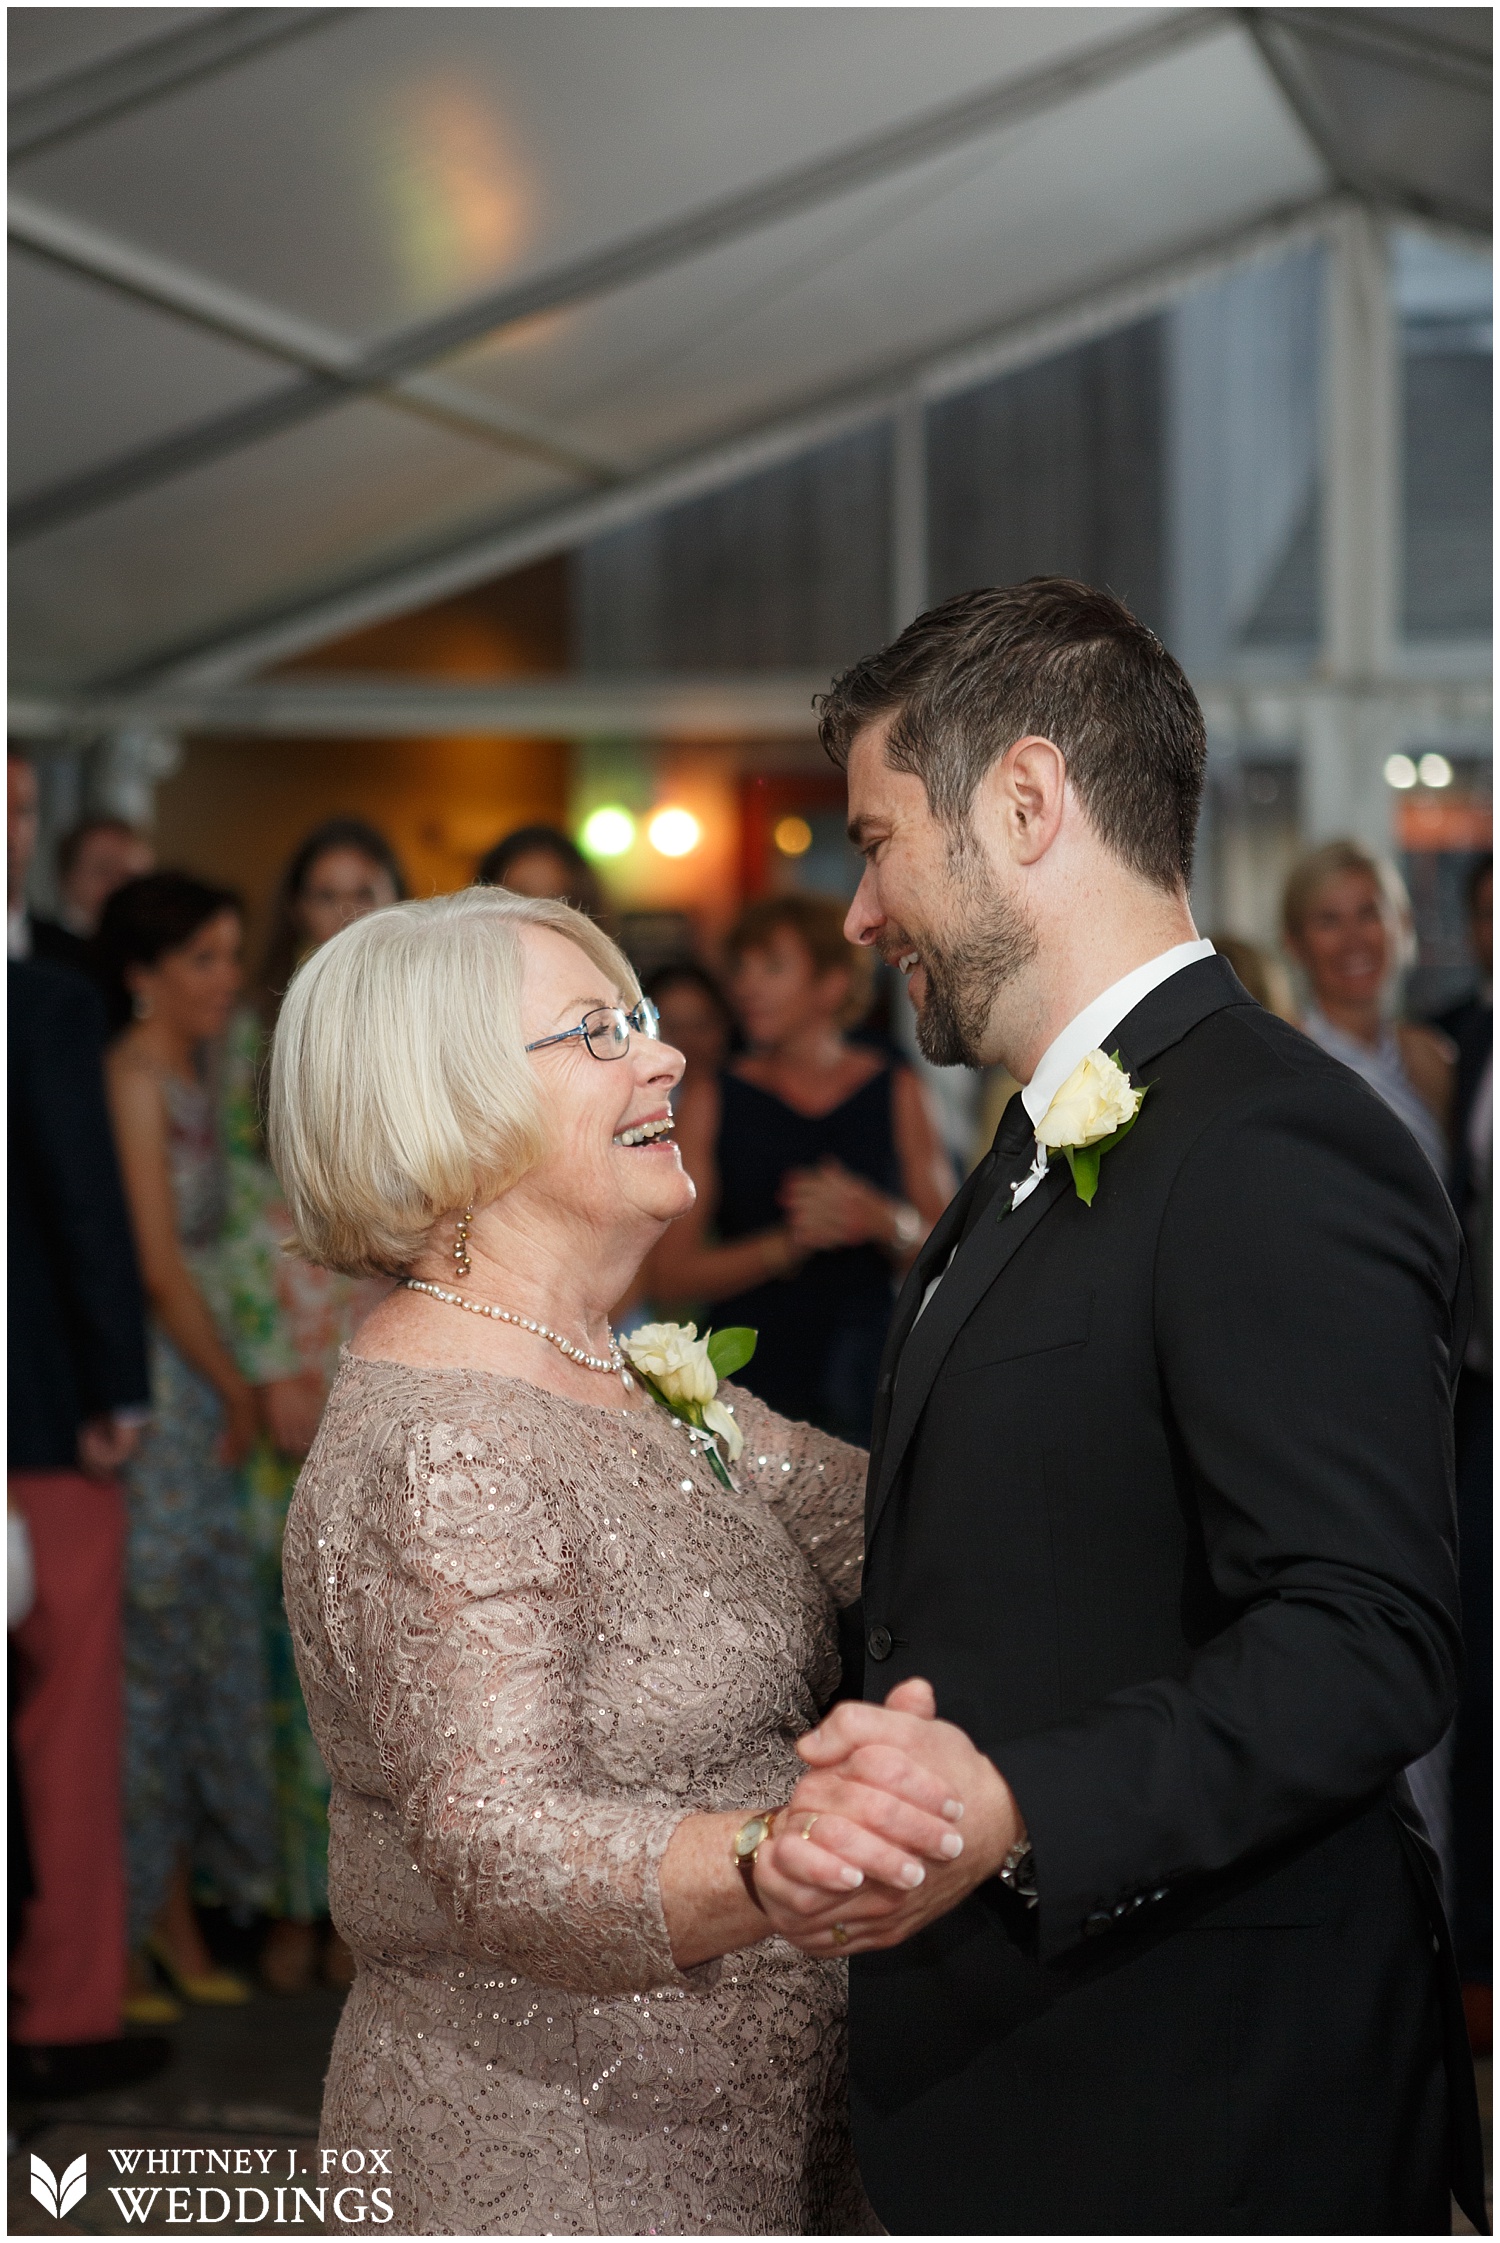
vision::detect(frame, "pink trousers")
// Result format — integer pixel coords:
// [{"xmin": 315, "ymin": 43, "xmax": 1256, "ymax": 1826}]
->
[{"xmin": 9, "ymin": 1469, "xmax": 129, "ymax": 2045}]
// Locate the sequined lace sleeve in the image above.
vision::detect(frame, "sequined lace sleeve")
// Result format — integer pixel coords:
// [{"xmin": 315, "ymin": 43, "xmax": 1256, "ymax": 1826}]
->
[
  {"xmin": 725, "ymin": 1384, "xmax": 865, "ymax": 1607},
  {"xmin": 317, "ymin": 1407, "xmax": 698, "ymax": 1997}
]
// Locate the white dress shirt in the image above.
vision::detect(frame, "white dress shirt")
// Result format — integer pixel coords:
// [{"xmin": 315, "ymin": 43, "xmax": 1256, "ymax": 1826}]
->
[{"xmin": 913, "ymin": 938, "xmax": 1214, "ymax": 1319}]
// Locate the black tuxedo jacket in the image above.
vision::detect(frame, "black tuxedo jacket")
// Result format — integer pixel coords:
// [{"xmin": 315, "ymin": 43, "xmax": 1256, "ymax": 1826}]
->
[
  {"xmin": 850, "ymin": 957, "xmax": 1485, "ymax": 2235},
  {"xmin": 9, "ymin": 959, "xmax": 149, "ymax": 1470}
]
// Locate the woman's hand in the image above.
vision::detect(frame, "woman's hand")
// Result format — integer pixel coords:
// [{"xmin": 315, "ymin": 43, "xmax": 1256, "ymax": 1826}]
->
[
  {"xmin": 781, "ymin": 1159, "xmax": 898, "ymax": 1252},
  {"xmin": 260, "ymin": 1371, "xmax": 326, "ymax": 1459},
  {"xmin": 216, "ymin": 1377, "xmax": 262, "ymax": 1469},
  {"xmin": 757, "ymin": 1679, "xmax": 1021, "ymax": 1955}
]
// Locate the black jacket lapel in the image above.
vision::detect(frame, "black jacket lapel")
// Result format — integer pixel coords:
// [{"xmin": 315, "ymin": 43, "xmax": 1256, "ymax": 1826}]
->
[
  {"xmin": 864, "ymin": 1159, "xmax": 988, "ymax": 1476},
  {"xmin": 868, "ymin": 1158, "xmax": 1069, "ymax": 1541}
]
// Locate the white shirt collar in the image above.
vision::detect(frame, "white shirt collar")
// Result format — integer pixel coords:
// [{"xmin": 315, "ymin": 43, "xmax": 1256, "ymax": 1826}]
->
[{"xmin": 1020, "ymin": 940, "xmax": 1215, "ymax": 1129}]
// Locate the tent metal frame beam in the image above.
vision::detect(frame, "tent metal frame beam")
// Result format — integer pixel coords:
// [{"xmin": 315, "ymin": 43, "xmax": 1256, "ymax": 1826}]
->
[
  {"xmin": 6, "ymin": 198, "xmax": 623, "ymax": 514},
  {"xmin": 8, "ymin": 8, "xmax": 1226, "ymax": 544},
  {"xmin": 10, "ymin": 672, "xmax": 1490, "ymax": 747},
  {"xmin": 1242, "ymin": 9, "xmax": 1490, "ymax": 233},
  {"xmin": 8, "ymin": 8, "xmax": 353, "ymax": 162},
  {"xmin": 84, "ymin": 188, "xmax": 1344, "ymax": 699}
]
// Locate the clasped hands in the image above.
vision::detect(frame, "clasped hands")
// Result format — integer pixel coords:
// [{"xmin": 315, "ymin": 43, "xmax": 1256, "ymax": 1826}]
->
[
  {"xmin": 753, "ymin": 1678, "xmax": 1023, "ymax": 1955},
  {"xmin": 779, "ymin": 1159, "xmax": 896, "ymax": 1255}
]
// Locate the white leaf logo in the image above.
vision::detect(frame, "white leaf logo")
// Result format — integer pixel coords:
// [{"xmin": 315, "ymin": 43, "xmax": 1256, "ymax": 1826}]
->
[{"xmin": 30, "ymin": 2153, "xmax": 86, "ymax": 2219}]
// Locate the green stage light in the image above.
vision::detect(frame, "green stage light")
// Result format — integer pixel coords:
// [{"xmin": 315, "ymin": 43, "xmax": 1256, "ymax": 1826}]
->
[{"xmin": 579, "ymin": 806, "xmax": 636, "ymax": 858}]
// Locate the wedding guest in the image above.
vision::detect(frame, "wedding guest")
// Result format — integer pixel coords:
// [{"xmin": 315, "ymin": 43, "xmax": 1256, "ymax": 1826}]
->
[
  {"xmin": 1283, "ymin": 841, "xmax": 1454, "ymax": 1174},
  {"xmin": 647, "ymin": 894, "xmax": 953, "ymax": 1444},
  {"xmin": 224, "ymin": 817, "xmax": 405, "ymax": 1993},
  {"xmin": 4, "ymin": 756, "xmax": 149, "ymax": 975},
  {"xmin": 56, "ymin": 817, "xmax": 154, "ymax": 941},
  {"xmin": 96, "ymin": 874, "xmax": 277, "ymax": 2021},
  {"xmin": 257, "ymin": 816, "xmax": 406, "ymax": 1018},
  {"xmin": 645, "ymin": 960, "xmax": 735, "ymax": 1097},
  {"xmin": 9, "ymin": 954, "xmax": 166, "ymax": 2097},
  {"xmin": 1209, "ymin": 932, "xmax": 1298, "ymax": 1022},
  {"xmin": 476, "ymin": 821, "xmax": 604, "ymax": 920},
  {"xmin": 269, "ymin": 886, "xmax": 957, "ymax": 2233}
]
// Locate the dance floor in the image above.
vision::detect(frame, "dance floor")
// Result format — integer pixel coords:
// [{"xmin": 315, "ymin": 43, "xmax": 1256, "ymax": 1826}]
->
[{"xmin": 8, "ymin": 1993, "xmax": 1491, "ymax": 2237}]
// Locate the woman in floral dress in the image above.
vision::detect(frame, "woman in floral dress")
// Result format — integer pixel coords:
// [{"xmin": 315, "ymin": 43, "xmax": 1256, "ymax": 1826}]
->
[{"xmin": 221, "ymin": 819, "xmax": 403, "ymax": 1990}]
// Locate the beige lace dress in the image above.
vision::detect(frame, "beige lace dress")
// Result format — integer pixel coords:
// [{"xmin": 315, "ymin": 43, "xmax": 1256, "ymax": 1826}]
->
[{"xmin": 282, "ymin": 1351, "xmax": 874, "ymax": 2235}]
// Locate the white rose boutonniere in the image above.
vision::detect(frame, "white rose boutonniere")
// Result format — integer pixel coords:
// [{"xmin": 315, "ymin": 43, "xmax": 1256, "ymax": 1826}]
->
[
  {"xmin": 620, "ymin": 1321, "xmax": 757, "ymax": 1486},
  {"xmin": 1033, "ymin": 1048, "xmax": 1149, "ymax": 1206}
]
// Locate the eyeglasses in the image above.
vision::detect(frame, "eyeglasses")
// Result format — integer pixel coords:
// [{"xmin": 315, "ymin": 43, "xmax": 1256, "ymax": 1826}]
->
[{"xmin": 525, "ymin": 996, "xmax": 662, "ymax": 1062}]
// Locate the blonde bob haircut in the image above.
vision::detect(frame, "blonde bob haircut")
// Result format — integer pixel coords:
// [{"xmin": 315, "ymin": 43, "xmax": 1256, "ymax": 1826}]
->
[
  {"xmin": 1281, "ymin": 838, "xmax": 1416, "ymax": 970},
  {"xmin": 267, "ymin": 885, "xmax": 639, "ymax": 1276}
]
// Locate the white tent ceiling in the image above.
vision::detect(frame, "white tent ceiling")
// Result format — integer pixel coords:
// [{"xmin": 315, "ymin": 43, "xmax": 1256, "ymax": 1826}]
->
[{"xmin": 8, "ymin": 5, "xmax": 1490, "ymax": 712}]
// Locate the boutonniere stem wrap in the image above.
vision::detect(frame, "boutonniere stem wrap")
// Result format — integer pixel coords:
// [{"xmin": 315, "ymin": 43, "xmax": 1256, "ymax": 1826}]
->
[
  {"xmin": 619, "ymin": 1322, "xmax": 757, "ymax": 1488},
  {"xmin": 1033, "ymin": 1048, "xmax": 1149, "ymax": 1207}
]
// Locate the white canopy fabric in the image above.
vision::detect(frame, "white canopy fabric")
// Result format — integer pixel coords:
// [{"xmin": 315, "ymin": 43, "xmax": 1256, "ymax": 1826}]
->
[{"xmin": 8, "ymin": 5, "xmax": 1490, "ymax": 703}]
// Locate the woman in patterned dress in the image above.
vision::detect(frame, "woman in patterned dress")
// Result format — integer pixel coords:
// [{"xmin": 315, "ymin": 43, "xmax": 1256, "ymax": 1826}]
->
[
  {"xmin": 221, "ymin": 819, "xmax": 404, "ymax": 1993},
  {"xmin": 271, "ymin": 888, "xmax": 963, "ymax": 2234},
  {"xmin": 96, "ymin": 874, "xmax": 277, "ymax": 2016}
]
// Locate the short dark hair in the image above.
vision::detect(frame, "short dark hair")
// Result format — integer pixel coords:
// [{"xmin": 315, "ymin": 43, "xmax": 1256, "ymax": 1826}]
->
[
  {"xmin": 725, "ymin": 892, "xmax": 875, "ymax": 1028},
  {"xmin": 475, "ymin": 823, "xmax": 603, "ymax": 921},
  {"xmin": 817, "ymin": 578, "xmax": 1207, "ymax": 892},
  {"xmin": 259, "ymin": 816, "xmax": 408, "ymax": 1022},
  {"xmin": 56, "ymin": 816, "xmax": 143, "ymax": 881},
  {"xmin": 94, "ymin": 870, "xmax": 241, "ymax": 1034}
]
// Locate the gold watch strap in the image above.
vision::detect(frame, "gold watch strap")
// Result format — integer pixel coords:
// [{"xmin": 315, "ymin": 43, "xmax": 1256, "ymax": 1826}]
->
[{"xmin": 733, "ymin": 1809, "xmax": 779, "ymax": 1910}]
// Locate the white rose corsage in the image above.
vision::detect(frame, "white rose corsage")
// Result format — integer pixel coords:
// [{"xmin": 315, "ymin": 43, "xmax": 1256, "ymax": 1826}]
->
[
  {"xmin": 620, "ymin": 1321, "xmax": 757, "ymax": 1488},
  {"xmin": 1032, "ymin": 1048, "xmax": 1148, "ymax": 1207}
]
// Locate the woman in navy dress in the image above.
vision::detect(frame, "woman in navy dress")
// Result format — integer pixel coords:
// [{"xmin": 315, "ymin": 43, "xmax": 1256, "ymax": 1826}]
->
[{"xmin": 647, "ymin": 895, "xmax": 953, "ymax": 1444}]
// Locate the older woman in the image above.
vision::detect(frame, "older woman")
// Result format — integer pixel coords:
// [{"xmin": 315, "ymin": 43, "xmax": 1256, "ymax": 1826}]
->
[
  {"xmin": 1282, "ymin": 840, "xmax": 1454, "ymax": 1174},
  {"xmin": 271, "ymin": 889, "xmax": 959, "ymax": 2235}
]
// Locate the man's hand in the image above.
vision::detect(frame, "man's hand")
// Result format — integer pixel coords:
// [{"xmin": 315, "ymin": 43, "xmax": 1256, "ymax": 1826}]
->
[
  {"xmin": 77, "ymin": 1413, "xmax": 142, "ymax": 1479},
  {"xmin": 755, "ymin": 1679, "xmax": 1023, "ymax": 1954}
]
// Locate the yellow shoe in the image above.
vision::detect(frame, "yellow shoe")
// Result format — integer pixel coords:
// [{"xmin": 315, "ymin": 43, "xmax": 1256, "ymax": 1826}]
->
[
  {"xmin": 122, "ymin": 1988, "xmax": 182, "ymax": 2026},
  {"xmin": 145, "ymin": 1937, "xmax": 252, "ymax": 2007}
]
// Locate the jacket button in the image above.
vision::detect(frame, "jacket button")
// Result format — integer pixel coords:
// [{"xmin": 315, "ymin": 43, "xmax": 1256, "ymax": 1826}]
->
[
  {"xmin": 867, "ymin": 1625, "xmax": 893, "ymax": 1661},
  {"xmin": 1083, "ymin": 1910, "xmax": 1111, "ymax": 1937}
]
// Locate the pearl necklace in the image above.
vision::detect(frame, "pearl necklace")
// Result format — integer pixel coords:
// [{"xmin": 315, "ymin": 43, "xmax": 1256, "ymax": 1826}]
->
[{"xmin": 404, "ymin": 1279, "xmax": 633, "ymax": 1386}]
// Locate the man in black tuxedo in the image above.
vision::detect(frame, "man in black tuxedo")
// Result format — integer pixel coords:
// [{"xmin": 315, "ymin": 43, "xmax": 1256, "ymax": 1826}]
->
[{"xmin": 752, "ymin": 582, "xmax": 1483, "ymax": 2232}]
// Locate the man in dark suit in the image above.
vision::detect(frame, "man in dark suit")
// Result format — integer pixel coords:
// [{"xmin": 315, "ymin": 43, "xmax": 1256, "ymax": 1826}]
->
[
  {"xmin": 751, "ymin": 582, "xmax": 1484, "ymax": 2232},
  {"xmin": 1433, "ymin": 854, "xmax": 1492, "ymax": 2050},
  {"xmin": 9, "ymin": 954, "xmax": 166, "ymax": 2095}
]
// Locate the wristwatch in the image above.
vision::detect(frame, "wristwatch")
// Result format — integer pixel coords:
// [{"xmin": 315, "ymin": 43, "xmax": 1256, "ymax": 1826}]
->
[
  {"xmin": 998, "ymin": 1835, "xmax": 1038, "ymax": 1908},
  {"xmin": 731, "ymin": 1809, "xmax": 780, "ymax": 1910}
]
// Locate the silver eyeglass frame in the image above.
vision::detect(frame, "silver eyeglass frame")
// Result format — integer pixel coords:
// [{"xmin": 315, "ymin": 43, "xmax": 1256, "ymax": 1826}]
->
[{"xmin": 525, "ymin": 996, "xmax": 661, "ymax": 1061}]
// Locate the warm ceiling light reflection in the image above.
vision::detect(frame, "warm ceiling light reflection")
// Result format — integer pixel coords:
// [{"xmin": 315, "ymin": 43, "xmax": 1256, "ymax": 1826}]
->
[
  {"xmin": 579, "ymin": 806, "xmax": 635, "ymax": 858},
  {"xmin": 648, "ymin": 807, "xmax": 701, "ymax": 857},
  {"xmin": 774, "ymin": 815, "xmax": 813, "ymax": 857}
]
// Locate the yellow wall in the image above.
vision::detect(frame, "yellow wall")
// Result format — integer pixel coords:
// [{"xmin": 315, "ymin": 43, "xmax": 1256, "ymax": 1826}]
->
[
  {"xmin": 152, "ymin": 731, "xmax": 570, "ymax": 961},
  {"xmin": 151, "ymin": 556, "xmax": 574, "ymax": 958}
]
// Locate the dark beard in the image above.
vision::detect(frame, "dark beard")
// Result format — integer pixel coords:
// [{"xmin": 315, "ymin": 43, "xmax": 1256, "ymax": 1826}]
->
[{"xmin": 912, "ymin": 873, "xmax": 1038, "ymax": 1068}]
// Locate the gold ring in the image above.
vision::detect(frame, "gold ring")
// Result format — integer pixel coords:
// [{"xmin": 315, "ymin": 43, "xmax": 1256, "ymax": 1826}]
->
[
  {"xmin": 831, "ymin": 1923, "xmax": 849, "ymax": 1946},
  {"xmin": 800, "ymin": 1814, "xmax": 820, "ymax": 1841}
]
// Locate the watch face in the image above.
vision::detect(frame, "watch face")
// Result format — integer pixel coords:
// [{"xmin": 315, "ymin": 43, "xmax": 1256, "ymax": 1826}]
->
[{"xmin": 734, "ymin": 1815, "xmax": 770, "ymax": 1859}]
